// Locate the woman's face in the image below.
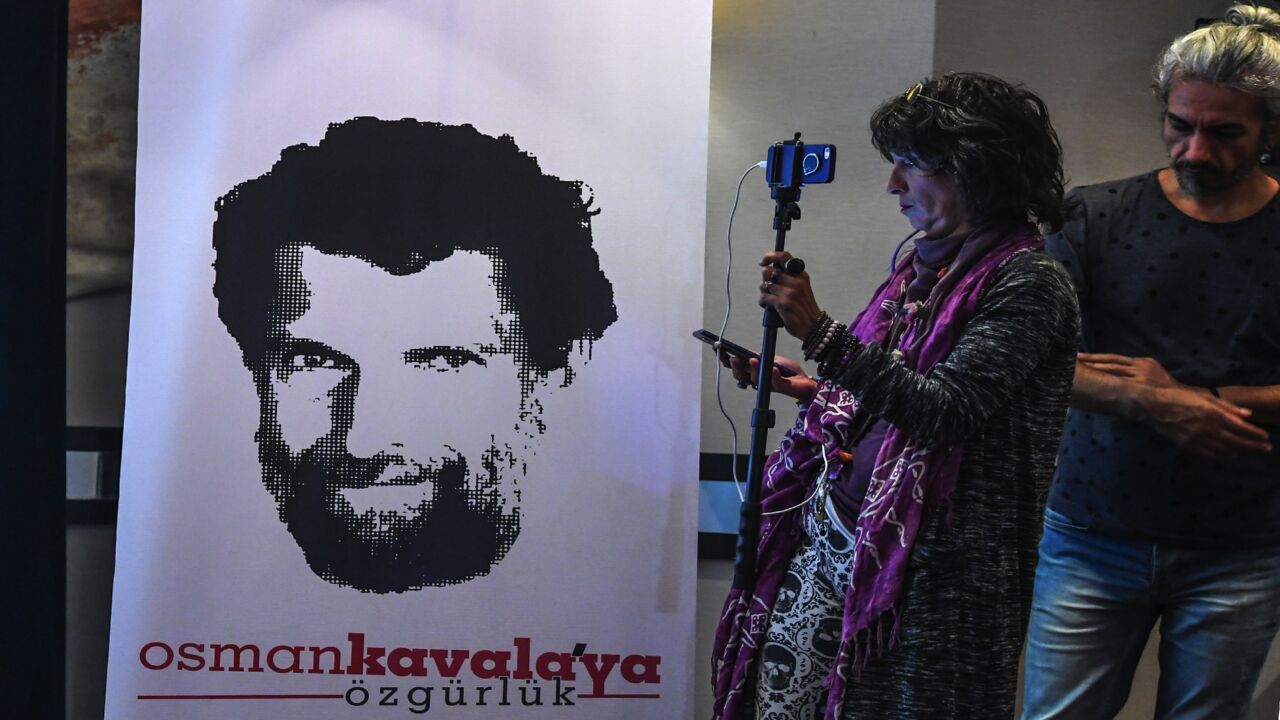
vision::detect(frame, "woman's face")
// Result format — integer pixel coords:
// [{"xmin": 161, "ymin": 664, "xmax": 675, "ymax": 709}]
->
[{"xmin": 886, "ymin": 154, "xmax": 975, "ymax": 239}]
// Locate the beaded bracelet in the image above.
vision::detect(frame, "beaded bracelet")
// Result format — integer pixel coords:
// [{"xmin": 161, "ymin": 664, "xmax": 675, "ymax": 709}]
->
[
  {"xmin": 802, "ymin": 311, "xmax": 834, "ymax": 357},
  {"xmin": 808, "ymin": 324, "xmax": 835, "ymax": 361},
  {"xmin": 804, "ymin": 313, "xmax": 845, "ymax": 362},
  {"xmin": 815, "ymin": 327, "xmax": 861, "ymax": 378}
]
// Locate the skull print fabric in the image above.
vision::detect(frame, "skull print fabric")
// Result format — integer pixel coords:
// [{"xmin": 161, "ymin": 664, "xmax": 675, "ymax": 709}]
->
[{"xmin": 754, "ymin": 502, "xmax": 855, "ymax": 719}]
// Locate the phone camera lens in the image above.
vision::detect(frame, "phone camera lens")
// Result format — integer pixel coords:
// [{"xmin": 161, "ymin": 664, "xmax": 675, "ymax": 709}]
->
[{"xmin": 803, "ymin": 152, "xmax": 820, "ymax": 175}]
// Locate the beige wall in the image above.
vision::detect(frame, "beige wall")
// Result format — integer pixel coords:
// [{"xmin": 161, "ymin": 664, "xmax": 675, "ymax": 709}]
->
[{"xmin": 67, "ymin": 290, "xmax": 130, "ymax": 428}]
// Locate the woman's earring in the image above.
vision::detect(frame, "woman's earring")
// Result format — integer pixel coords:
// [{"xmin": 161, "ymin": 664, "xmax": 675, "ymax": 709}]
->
[{"xmin": 1262, "ymin": 152, "xmax": 1273, "ymax": 165}]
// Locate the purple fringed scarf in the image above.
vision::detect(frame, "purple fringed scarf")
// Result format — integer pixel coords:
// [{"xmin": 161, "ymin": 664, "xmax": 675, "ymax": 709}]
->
[{"xmin": 710, "ymin": 224, "xmax": 1044, "ymax": 720}]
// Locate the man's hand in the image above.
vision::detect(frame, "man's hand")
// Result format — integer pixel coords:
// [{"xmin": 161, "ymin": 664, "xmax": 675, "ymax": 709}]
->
[
  {"xmin": 1137, "ymin": 384, "xmax": 1273, "ymax": 458},
  {"xmin": 1071, "ymin": 355, "xmax": 1273, "ymax": 460},
  {"xmin": 1079, "ymin": 353, "xmax": 1179, "ymax": 388}
]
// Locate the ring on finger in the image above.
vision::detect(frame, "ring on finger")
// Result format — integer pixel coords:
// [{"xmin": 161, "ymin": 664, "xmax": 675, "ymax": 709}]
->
[{"xmin": 763, "ymin": 280, "xmax": 773, "ymax": 293}]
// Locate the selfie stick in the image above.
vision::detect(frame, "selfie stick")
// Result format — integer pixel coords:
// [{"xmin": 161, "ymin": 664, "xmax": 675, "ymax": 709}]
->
[{"xmin": 732, "ymin": 133, "xmax": 806, "ymax": 593}]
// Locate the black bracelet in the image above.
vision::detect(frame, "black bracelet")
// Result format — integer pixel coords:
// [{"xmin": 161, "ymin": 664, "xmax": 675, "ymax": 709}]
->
[
  {"xmin": 816, "ymin": 328, "xmax": 861, "ymax": 377},
  {"xmin": 803, "ymin": 312, "xmax": 840, "ymax": 361},
  {"xmin": 802, "ymin": 311, "xmax": 832, "ymax": 354}
]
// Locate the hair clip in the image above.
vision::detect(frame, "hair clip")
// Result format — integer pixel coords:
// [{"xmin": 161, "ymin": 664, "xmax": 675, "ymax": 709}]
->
[{"xmin": 904, "ymin": 82, "xmax": 962, "ymax": 112}]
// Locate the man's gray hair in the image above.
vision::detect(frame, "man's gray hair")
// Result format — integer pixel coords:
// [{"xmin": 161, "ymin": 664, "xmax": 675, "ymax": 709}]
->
[{"xmin": 1154, "ymin": 4, "xmax": 1280, "ymax": 117}]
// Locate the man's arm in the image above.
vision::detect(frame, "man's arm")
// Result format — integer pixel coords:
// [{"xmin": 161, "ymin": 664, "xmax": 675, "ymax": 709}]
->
[
  {"xmin": 1219, "ymin": 385, "xmax": 1280, "ymax": 425},
  {"xmin": 1046, "ymin": 188, "xmax": 1273, "ymax": 456},
  {"xmin": 1072, "ymin": 357, "xmax": 1273, "ymax": 458}
]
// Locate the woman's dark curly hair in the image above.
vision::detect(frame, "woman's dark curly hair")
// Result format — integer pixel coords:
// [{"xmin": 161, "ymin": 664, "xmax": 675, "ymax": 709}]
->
[{"xmin": 870, "ymin": 72, "xmax": 1066, "ymax": 232}]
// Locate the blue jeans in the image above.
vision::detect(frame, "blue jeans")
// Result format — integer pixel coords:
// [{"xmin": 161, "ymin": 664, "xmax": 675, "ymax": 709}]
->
[{"xmin": 1021, "ymin": 507, "xmax": 1280, "ymax": 720}]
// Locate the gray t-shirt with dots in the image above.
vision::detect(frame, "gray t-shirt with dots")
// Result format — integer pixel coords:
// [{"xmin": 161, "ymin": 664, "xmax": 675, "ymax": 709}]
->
[{"xmin": 1046, "ymin": 170, "xmax": 1280, "ymax": 549}]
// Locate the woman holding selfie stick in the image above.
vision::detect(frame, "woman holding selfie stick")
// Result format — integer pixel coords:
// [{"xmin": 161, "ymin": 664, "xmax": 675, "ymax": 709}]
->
[{"xmin": 711, "ymin": 72, "xmax": 1079, "ymax": 719}]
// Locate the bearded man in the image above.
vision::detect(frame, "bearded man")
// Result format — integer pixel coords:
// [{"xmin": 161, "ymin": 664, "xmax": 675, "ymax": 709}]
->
[
  {"xmin": 213, "ymin": 117, "xmax": 615, "ymax": 594},
  {"xmin": 1022, "ymin": 7, "xmax": 1280, "ymax": 718}
]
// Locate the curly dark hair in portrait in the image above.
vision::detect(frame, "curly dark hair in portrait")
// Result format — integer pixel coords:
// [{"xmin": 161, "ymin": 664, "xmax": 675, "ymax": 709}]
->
[
  {"xmin": 870, "ymin": 72, "xmax": 1066, "ymax": 232},
  {"xmin": 213, "ymin": 117, "xmax": 616, "ymax": 377}
]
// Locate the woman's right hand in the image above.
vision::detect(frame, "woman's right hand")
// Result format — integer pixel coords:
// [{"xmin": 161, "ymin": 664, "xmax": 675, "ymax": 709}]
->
[{"xmin": 718, "ymin": 350, "xmax": 818, "ymax": 402}]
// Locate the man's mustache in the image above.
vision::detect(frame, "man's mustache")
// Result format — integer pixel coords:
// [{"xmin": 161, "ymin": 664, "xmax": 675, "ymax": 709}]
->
[
  {"xmin": 1173, "ymin": 160, "xmax": 1222, "ymax": 176},
  {"xmin": 293, "ymin": 445, "xmax": 468, "ymax": 491}
]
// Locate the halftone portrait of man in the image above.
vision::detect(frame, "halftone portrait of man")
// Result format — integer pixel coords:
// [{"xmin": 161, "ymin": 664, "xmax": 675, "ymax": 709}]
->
[{"xmin": 212, "ymin": 117, "xmax": 616, "ymax": 594}]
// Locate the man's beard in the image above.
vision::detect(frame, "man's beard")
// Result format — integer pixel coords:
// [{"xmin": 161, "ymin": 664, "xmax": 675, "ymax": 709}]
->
[
  {"xmin": 258, "ymin": 429, "xmax": 523, "ymax": 593},
  {"xmin": 1172, "ymin": 157, "xmax": 1257, "ymax": 198}
]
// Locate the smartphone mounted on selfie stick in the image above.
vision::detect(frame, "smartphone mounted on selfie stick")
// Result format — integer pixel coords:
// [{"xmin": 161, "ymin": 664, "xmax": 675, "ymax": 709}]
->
[{"xmin": 733, "ymin": 133, "xmax": 836, "ymax": 597}]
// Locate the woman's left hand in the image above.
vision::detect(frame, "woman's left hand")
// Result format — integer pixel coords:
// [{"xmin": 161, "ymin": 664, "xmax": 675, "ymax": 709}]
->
[{"xmin": 758, "ymin": 251, "xmax": 823, "ymax": 340}]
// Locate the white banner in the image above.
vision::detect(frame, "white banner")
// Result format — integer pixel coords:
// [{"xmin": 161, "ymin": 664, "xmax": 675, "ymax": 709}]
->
[{"xmin": 106, "ymin": 3, "xmax": 710, "ymax": 718}]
